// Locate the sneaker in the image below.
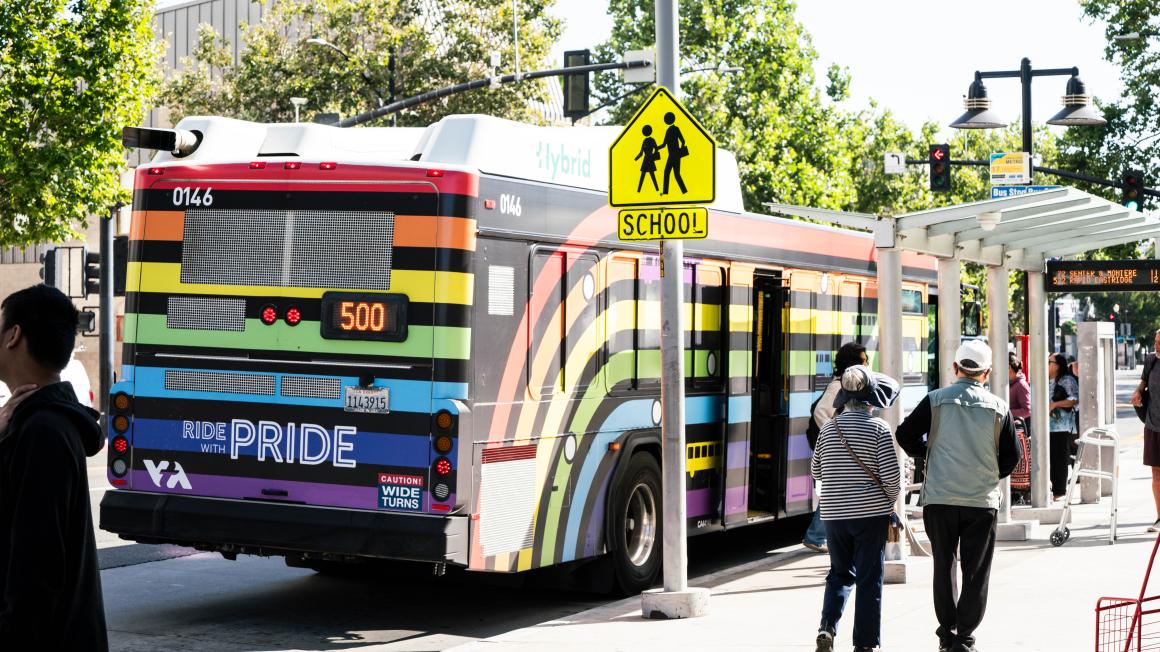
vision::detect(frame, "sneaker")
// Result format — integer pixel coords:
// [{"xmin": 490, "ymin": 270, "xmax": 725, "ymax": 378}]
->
[
  {"xmin": 1149, "ymin": 520, "xmax": 1160, "ymax": 533},
  {"xmin": 804, "ymin": 541, "xmax": 829, "ymax": 554},
  {"xmin": 815, "ymin": 630, "xmax": 834, "ymax": 652},
  {"xmin": 854, "ymin": 647, "xmax": 879, "ymax": 652}
]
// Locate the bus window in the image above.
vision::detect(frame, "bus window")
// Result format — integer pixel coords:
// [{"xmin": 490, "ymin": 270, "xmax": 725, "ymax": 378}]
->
[
  {"xmin": 636, "ymin": 256, "xmax": 662, "ymax": 387},
  {"xmin": 606, "ymin": 257, "xmax": 638, "ymax": 392},
  {"xmin": 565, "ymin": 253, "xmax": 600, "ymax": 391},
  {"xmin": 694, "ymin": 265, "xmax": 724, "ymax": 385},
  {"xmin": 902, "ymin": 288, "xmax": 924, "ymax": 315},
  {"xmin": 530, "ymin": 250, "xmax": 565, "ymax": 396}
]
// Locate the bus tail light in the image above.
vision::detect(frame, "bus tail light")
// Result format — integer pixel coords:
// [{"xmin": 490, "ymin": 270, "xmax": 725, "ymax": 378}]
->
[
  {"xmin": 285, "ymin": 307, "xmax": 302, "ymax": 326},
  {"xmin": 260, "ymin": 305, "xmax": 278, "ymax": 325},
  {"xmin": 250, "ymin": 161, "xmax": 266, "ymax": 169},
  {"xmin": 284, "ymin": 161, "xmax": 302, "ymax": 170},
  {"xmin": 112, "ymin": 435, "xmax": 129, "ymax": 454},
  {"xmin": 435, "ymin": 410, "xmax": 454, "ymax": 432},
  {"xmin": 112, "ymin": 415, "xmax": 130, "ymax": 434},
  {"xmin": 434, "ymin": 436, "xmax": 453, "ymax": 454},
  {"xmin": 113, "ymin": 392, "xmax": 131, "ymax": 412},
  {"xmin": 319, "ymin": 162, "xmax": 337, "ymax": 170},
  {"xmin": 426, "ymin": 169, "xmax": 444, "ymax": 177},
  {"xmin": 433, "ymin": 457, "xmax": 452, "ymax": 476},
  {"xmin": 432, "ymin": 482, "xmax": 451, "ymax": 502}
]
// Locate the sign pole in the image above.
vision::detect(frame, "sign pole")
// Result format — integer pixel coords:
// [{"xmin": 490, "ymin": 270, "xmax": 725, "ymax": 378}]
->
[{"xmin": 640, "ymin": 0, "xmax": 710, "ymax": 619}]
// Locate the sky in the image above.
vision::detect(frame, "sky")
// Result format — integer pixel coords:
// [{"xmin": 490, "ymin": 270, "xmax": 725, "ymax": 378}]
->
[{"xmin": 551, "ymin": 0, "xmax": 1124, "ymax": 137}]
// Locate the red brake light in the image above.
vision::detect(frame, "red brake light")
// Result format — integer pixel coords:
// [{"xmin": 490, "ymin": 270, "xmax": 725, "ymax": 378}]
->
[
  {"xmin": 434, "ymin": 457, "xmax": 452, "ymax": 476},
  {"xmin": 431, "ymin": 503, "xmax": 451, "ymax": 511},
  {"xmin": 147, "ymin": 167, "xmax": 164, "ymax": 175},
  {"xmin": 483, "ymin": 199, "xmax": 496, "ymax": 210},
  {"xmin": 285, "ymin": 307, "xmax": 302, "ymax": 326},
  {"xmin": 319, "ymin": 162, "xmax": 337, "ymax": 170},
  {"xmin": 260, "ymin": 305, "xmax": 278, "ymax": 325},
  {"xmin": 284, "ymin": 161, "xmax": 302, "ymax": 170},
  {"xmin": 426, "ymin": 169, "xmax": 444, "ymax": 177},
  {"xmin": 112, "ymin": 436, "xmax": 128, "ymax": 454},
  {"xmin": 250, "ymin": 161, "xmax": 266, "ymax": 169}
]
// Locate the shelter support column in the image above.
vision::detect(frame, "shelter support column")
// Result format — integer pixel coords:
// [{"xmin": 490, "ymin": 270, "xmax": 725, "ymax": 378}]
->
[
  {"xmin": 1029, "ymin": 270, "xmax": 1051, "ymax": 508},
  {"xmin": 987, "ymin": 264, "xmax": 1011, "ymax": 523},
  {"xmin": 937, "ymin": 257, "xmax": 961, "ymax": 388},
  {"xmin": 878, "ymin": 248, "xmax": 915, "ymax": 574}
]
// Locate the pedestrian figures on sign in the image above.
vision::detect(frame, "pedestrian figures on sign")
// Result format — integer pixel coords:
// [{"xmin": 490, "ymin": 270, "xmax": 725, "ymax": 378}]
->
[
  {"xmin": 634, "ymin": 125, "xmax": 661, "ymax": 192},
  {"xmin": 661, "ymin": 112, "xmax": 689, "ymax": 195}
]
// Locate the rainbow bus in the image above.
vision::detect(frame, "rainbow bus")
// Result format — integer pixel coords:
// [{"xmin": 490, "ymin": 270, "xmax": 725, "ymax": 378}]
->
[{"xmin": 102, "ymin": 115, "xmax": 934, "ymax": 594}]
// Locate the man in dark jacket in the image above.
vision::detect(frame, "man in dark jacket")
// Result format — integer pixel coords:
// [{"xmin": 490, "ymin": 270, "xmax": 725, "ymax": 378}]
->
[{"xmin": 0, "ymin": 284, "xmax": 107, "ymax": 650}]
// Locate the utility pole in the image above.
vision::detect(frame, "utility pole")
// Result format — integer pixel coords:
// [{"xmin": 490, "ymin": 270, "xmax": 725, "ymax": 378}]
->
[{"xmin": 639, "ymin": 0, "xmax": 710, "ymax": 620}]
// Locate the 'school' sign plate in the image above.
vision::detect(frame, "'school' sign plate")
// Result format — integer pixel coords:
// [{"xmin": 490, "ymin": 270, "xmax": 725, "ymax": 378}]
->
[
  {"xmin": 344, "ymin": 386, "xmax": 390, "ymax": 414},
  {"xmin": 617, "ymin": 207, "xmax": 709, "ymax": 241}
]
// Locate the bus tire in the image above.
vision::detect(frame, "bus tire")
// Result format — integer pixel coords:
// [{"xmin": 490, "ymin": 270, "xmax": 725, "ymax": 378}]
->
[{"xmin": 609, "ymin": 452, "xmax": 662, "ymax": 595}]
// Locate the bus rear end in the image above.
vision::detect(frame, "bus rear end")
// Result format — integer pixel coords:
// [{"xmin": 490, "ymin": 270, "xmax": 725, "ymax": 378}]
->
[{"xmin": 101, "ymin": 119, "xmax": 474, "ymax": 567}]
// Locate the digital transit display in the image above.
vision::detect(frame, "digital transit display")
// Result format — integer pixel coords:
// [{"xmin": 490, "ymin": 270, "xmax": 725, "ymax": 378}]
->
[{"xmin": 1045, "ymin": 260, "xmax": 1160, "ymax": 292}]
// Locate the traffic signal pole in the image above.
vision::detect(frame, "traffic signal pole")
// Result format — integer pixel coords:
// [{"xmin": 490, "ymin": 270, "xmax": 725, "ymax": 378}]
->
[
  {"xmin": 100, "ymin": 208, "xmax": 115, "ymax": 419},
  {"xmin": 639, "ymin": 0, "xmax": 709, "ymax": 620}
]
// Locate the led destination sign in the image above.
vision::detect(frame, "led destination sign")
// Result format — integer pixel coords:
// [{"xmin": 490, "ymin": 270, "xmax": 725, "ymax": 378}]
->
[
  {"xmin": 320, "ymin": 292, "xmax": 408, "ymax": 342},
  {"xmin": 1045, "ymin": 260, "xmax": 1160, "ymax": 292}
]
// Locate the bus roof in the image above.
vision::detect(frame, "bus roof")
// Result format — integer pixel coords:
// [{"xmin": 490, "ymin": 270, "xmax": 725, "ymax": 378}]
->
[{"xmin": 158, "ymin": 115, "xmax": 747, "ymax": 213}]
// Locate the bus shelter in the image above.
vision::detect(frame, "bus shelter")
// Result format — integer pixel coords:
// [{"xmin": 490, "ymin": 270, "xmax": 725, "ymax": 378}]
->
[{"xmin": 766, "ymin": 187, "xmax": 1155, "ymax": 529}]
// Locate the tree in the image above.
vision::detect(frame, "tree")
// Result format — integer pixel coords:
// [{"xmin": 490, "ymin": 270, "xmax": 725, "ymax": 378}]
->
[
  {"xmin": 593, "ymin": 0, "xmax": 856, "ymax": 212},
  {"xmin": 0, "ymin": 0, "xmax": 160, "ymax": 246},
  {"xmin": 161, "ymin": 0, "xmax": 560, "ymax": 127}
]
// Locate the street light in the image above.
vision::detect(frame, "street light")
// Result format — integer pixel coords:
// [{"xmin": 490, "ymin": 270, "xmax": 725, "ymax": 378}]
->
[
  {"xmin": 949, "ymin": 58, "xmax": 1106, "ymax": 182},
  {"xmin": 306, "ymin": 36, "xmax": 396, "ymax": 126}
]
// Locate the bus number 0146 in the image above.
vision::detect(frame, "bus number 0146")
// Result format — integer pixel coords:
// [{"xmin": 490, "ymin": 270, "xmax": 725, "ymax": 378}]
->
[{"xmin": 172, "ymin": 186, "xmax": 214, "ymax": 207}]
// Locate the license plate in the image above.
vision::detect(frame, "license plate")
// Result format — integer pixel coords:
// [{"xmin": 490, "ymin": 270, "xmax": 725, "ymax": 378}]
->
[{"xmin": 344, "ymin": 386, "xmax": 390, "ymax": 414}]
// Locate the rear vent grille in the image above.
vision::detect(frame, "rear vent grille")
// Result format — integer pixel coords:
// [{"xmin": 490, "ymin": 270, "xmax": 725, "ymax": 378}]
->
[
  {"xmin": 281, "ymin": 375, "xmax": 342, "ymax": 400},
  {"xmin": 166, "ymin": 296, "xmax": 246, "ymax": 332},
  {"xmin": 164, "ymin": 370, "xmax": 276, "ymax": 396},
  {"xmin": 180, "ymin": 209, "xmax": 395, "ymax": 289}
]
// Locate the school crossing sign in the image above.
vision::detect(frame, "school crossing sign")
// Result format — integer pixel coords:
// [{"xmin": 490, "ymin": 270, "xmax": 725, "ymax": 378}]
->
[{"xmin": 608, "ymin": 86, "xmax": 715, "ymax": 240}]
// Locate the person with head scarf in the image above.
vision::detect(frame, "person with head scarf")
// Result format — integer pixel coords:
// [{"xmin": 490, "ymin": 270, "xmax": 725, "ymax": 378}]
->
[
  {"xmin": 810, "ymin": 365, "xmax": 900, "ymax": 652},
  {"xmin": 895, "ymin": 340, "xmax": 1020, "ymax": 652}
]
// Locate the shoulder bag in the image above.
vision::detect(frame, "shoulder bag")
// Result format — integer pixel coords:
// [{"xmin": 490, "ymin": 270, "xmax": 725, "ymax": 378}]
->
[{"xmin": 834, "ymin": 418, "xmax": 901, "ymax": 542}]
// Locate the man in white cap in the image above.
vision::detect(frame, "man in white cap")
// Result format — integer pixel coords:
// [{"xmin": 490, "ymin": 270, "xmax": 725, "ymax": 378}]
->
[{"xmin": 896, "ymin": 340, "xmax": 1020, "ymax": 652}]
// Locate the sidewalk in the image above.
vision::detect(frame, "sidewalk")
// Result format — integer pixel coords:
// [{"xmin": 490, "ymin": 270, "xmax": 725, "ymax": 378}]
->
[{"xmin": 453, "ymin": 427, "xmax": 1156, "ymax": 651}]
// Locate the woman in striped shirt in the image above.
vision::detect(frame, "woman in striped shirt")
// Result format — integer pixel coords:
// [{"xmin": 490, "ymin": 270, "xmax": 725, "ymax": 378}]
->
[{"xmin": 811, "ymin": 365, "xmax": 901, "ymax": 652}]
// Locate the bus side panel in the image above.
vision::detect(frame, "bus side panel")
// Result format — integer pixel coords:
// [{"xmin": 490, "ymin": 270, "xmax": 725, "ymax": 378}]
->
[{"xmin": 722, "ymin": 265, "xmax": 754, "ymax": 527}]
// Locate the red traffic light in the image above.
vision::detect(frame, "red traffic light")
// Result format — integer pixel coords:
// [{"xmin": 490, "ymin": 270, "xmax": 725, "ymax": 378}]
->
[{"xmin": 931, "ymin": 147, "xmax": 947, "ymax": 161}]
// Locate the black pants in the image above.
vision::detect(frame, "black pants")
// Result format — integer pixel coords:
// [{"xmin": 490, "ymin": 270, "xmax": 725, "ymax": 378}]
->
[
  {"xmin": 924, "ymin": 504, "xmax": 998, "ymax": 647},
  {"xmin": 1050, "ymin": 430, "xmax": 1075, "ymax": 496}
]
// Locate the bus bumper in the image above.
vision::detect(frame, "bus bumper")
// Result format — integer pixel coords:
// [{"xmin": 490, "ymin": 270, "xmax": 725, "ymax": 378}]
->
[{"xmin": 100, "ymin": 490, "xmax": 468, "ymax": 565}]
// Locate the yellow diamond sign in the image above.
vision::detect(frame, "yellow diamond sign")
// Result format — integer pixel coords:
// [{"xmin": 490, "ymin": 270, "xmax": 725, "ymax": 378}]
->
[{"xmin": 608, "ymin": 87, "xmax": 716, "ymax": 208}]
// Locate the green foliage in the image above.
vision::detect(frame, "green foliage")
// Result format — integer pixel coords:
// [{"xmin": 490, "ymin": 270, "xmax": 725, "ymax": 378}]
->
[
  {"xmin": 161, "ymin": 0, "xmax": 561, "ymax": 127},
  {"xmin": 0, "ymin": 0, "xmax": 161, "ymax": 246}
]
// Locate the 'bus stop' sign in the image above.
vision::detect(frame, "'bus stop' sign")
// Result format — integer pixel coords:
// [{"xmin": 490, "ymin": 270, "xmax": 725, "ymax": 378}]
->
[
  {"xmin": 1046, "ymin": 259, "xmax": 1160, "ymax": 292},
  {"xmin": 608, "ymin": 87, "xmax": 715, "ymax": 241}
]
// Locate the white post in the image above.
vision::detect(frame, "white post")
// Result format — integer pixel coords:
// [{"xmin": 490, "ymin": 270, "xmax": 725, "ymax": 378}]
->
[
  {"xmin": 1028, "ymin": 270, "xmax": 1051, "ymax": 508},
  {"xmin": 937, "ymin": 257, "xmax": 961, "ymax": 388},
  {"xmin": 640, "ymin": 0, "xmax": 709, "ymax": 619},
  {"xmin": 987, "ymin": 264, "xmax": 1012, "ymax": 524},
  {"xmin": 878, "ymin": 248, "xmax": 911, "ymax": 575}
]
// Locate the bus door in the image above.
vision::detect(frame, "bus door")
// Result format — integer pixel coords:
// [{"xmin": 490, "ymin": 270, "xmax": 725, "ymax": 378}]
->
[{"xmin": 748, "ymin": 273, "xmax": 788, "ymax": 519}]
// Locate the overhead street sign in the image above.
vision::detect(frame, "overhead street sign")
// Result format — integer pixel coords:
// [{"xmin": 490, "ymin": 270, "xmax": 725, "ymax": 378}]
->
[
  {"xmin": 1046, "ymin": 259, "xmax": 1160, "ymax": 292},
  {"xmin": 990, "ymin": 152, "xmax": 1032, "ymax": 186},
  {"xmin": 884, "ymin": 152, "xmax": 906, "ymax": 174},
  {"xmin": 991, "ymin": 185, "xmax": 1062, "ymax": 199},
  {"xmin": 618, "ymin": 207, "xmax": 708, "ymax": 241},
  {"xmin": 608, "ymin": 86, "xmax": 716, "ymax": 207}
]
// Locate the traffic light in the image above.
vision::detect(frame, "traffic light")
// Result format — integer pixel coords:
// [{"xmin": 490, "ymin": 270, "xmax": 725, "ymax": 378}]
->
[
  {"xmin": 562, "ymin": 49, "xmax": 591, "ymax": 121},
  {"xmin": 84, "ymin": 248, "xmax": 101, "ymax": 296},
  {"xmin": 929, "ymin": 144, "xmax": 951, "ymax": 193},
  {"xmin": 1123, "ymin": 169, "xmax": 1146, "ymax": 211},
  {"xmin": 39, "ymin": 248, "xmax": 61, "ymax": 288}
]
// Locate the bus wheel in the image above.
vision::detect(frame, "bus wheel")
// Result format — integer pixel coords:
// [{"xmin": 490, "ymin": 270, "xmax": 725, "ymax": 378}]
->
[{"xmin": 610, "ymin": 452, "xmax": 662, "ymax": 595}]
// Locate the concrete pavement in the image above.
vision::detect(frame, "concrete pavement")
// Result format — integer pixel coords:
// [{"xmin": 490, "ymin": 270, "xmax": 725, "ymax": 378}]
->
[{"xmin": 451, "ymin": 371, "xmax": 1157, "ymax": 652}]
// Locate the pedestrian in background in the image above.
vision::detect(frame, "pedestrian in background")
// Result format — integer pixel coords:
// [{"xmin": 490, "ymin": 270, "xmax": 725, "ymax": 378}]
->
[
  {"xmin": 1048, "ymin": 352, "xmax": 1079, "ymax": 500},
  {"xmin": 1131, "ymin": 329, "xmax": 1160, "ymax": 532},
  {"xmin": 811, "ymin": 365, "xmax": 900, "ymax": 652},
  {"xmin": 0, "ymin": 285, "xmax": 107, "ymax": 650},
  {"xmin": 1008, "ymin": 353, "xmax": 1031, "ymax": 424},
  {"xmin": 896, "ymin": 340, "xmax": 1019, "ymax": 652},
  {"xmin": 804, "ymin": 341, "xmax": 869, "ymax": 554}
]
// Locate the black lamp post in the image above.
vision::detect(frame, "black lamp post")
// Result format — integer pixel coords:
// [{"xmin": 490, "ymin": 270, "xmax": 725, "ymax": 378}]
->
[
  {"xmin": 306, "ymin": 37, "xmax": 397, "ymax": 127},
  {"xmin": 949, "ymin": 57, "xmax": 1106, "ymax": 183}
]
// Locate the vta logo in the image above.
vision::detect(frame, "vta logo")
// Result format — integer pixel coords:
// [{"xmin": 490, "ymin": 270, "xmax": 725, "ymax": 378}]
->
[{"xmin": 143, "ymin": 459, "xmax": 192, "ymax": 490}]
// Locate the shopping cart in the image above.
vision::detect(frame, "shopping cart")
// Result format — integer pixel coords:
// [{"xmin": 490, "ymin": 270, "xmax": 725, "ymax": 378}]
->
[
  {"xmin": 1051, "ymin": 427, "xmax": 1120, "ymax": 547},
  {"xmin": 1095, "ymin": 534, "xmax": 1160, "ymax": 650}
]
